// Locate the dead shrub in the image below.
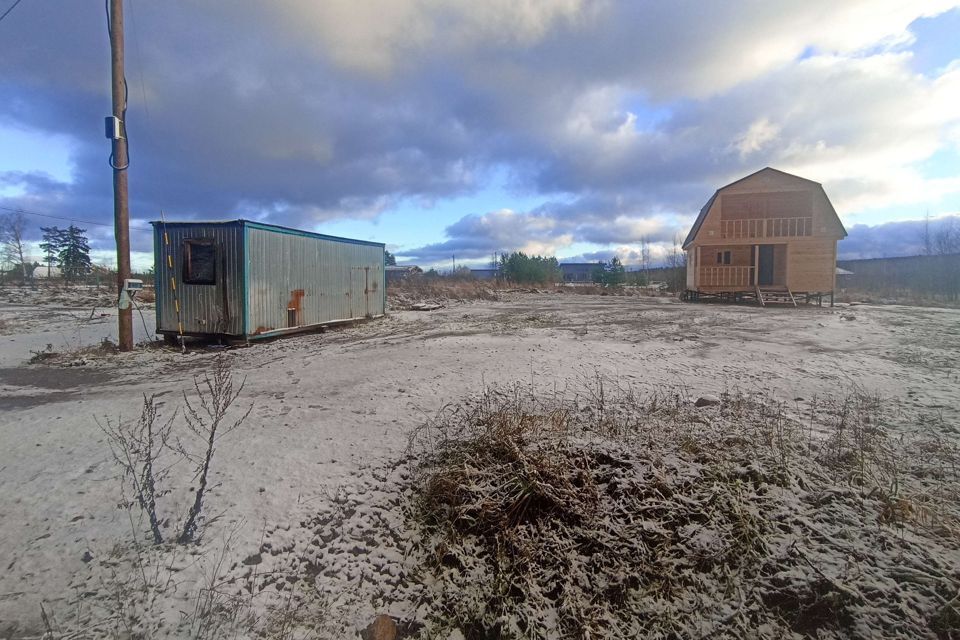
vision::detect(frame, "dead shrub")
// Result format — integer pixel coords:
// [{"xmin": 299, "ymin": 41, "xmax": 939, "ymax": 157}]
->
[
  {"xmin": 137, "ymin": 287, "xmax": 156, "ymax": 303},
  {"xmin": 406, "ymin": 381, "xmax": 960, "ymax": 639},
  {"xmin": 99, "ymin": 354, "xmax": 252, "ymax": 545},
  {"xmin": 388, "ymin": 278, "xmax": 499, "ymax": 309}
]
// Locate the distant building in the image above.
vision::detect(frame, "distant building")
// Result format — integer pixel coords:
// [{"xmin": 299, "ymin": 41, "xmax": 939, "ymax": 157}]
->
[
  {"xmin": 559, "ymin": 263, "xmax": 598, "ymax": 283},
  {"xmin": 470, "ymin": 268, "xmax": 498, "ymax": 280},
  {"xmin": 33, "ymin": 264, "xmax": 61, "ymax": 279}
]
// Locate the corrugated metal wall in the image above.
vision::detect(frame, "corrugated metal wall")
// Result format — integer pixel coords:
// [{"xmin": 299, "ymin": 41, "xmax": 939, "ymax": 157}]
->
[
  {"xmin": 154, "ymin": 222, "xmax": 245, "ymax": 335},
  {"xmin": 245, "ymin": 225, "xmax": 384, "ymax": 334}
]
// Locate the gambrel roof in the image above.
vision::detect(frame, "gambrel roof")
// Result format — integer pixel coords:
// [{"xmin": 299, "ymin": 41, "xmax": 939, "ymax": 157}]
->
[{"xmin": 682, "ymin": 167, "xmax": 846, "ymax": 249}]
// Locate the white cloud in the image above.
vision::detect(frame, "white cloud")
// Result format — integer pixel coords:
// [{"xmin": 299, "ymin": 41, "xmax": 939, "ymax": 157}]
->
[
  {"xmin": 733, "ymin": 118, "xmax": 781, "ymax": 159},
  {"xmin": 263, "ymin": 0, "xmax": 589, "ymax": 75}
]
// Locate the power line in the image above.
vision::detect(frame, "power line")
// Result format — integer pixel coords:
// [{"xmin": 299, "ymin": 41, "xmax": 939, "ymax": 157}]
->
[
  {"xmin": 0, "ymin": 0, "xmax": 24, "ymax": 24},
  {"xmin": 0, "ymin": 204, "xmax": 153, "ymax": 230}
]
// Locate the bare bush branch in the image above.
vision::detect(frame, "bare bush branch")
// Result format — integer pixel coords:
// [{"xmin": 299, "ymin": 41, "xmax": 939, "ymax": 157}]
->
[
  {"xmin": 99, "ymin": 394, "xmax": 177, "ymax": 544},
  {"xmin": 178, "ymin": 355, "xmax": 253, "ymax": 544}
]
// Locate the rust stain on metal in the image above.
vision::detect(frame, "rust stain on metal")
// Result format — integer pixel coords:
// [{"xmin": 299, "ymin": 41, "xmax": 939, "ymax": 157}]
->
[
  {"xmin": 286, "ymin": 289, "xmax": 305, "ymax": 326},
  {"xmin": 253, "ymin": 326, "xmax": 274, "ymax": 335},
  {"xmin": 287, "ymin": 289, "xmax": 305, "ymax": 312}
]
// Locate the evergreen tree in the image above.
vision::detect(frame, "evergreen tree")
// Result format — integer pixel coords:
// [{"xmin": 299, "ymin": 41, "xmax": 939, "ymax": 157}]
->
[
  {"xmin": 497, "ymin": 252, "xmax": 561, "ymax": 284},
  {"xmin": 606, "ymin": 256, "xmax": 626, "ymax": 287},
  {"xmin": 384, "ymin": 250, "xmax": 397, "ymax": 266},
  {"xmin": 39, "ymin": 226, "xmax": 66, "ymax": 278},
  {"xmin": 59, "ymin": 225, "xmax": 92, "ymax": 281},
  {"xmin": 592, "ymin": 257, "xmax": 626, "ymax": 287}
]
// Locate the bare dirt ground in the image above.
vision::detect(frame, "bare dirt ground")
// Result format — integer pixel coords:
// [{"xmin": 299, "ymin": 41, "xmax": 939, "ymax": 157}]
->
[{"xmin": 0, "ymin": 292, "xmax": 958, "ymax": 637}]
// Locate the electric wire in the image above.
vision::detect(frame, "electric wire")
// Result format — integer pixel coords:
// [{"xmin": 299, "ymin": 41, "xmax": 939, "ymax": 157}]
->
[
  {"xmin": 105, "ymin": 0, "xmax": 130, "ymax": 171},
  {"xmin": 132, "ymin": 296, "xmax": 153, "ymax": 346},
  {"xmin": 0, "ymin": 205, "xmax": 153, "ymax": 231},
  {"xmin": 0, "ymin": 0, "xmax": 24, "ymax": 24}
]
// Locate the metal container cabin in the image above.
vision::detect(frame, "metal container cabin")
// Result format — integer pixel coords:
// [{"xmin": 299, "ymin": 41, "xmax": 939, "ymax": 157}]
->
[{"xmin": 152, "ymin": 220, "xmax": 385, "ymax": 339}]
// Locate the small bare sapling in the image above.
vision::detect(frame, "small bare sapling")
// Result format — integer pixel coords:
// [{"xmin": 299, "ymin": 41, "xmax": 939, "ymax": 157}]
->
[
  {"xmin": 100, "ymin": 355, "xmax": 251, "ymax": 545},
  {"xmin": 100, "ymin": 394, "xmax": 176, "ymax": 544},
  {"xmin": 178, "ymin": 356, "xmax": 253, "ymax": 544}
]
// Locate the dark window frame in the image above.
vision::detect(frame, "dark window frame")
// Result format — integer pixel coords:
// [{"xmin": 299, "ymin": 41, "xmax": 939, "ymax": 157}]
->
[
  {"xmin": 717, "ymin": 250, "xmax": 731, "ymax": 265},
  {"xmin": 182, "ymin": 239, "xmax": 217, "ymax": 285}
]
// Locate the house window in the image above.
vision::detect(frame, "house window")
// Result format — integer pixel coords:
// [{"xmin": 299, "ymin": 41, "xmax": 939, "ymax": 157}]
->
[
  {"xmin": 716, "ymin": 251, "xmax": 731, "ymax": 265},
  {"xmin": 182, "ymin": 239, "xmax": 216, "ymax": 285}
]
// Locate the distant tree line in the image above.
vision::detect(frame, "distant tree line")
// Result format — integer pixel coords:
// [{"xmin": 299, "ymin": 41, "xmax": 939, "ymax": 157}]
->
[
  {"xmin": 497, "ymin": 252, "xmax": 561, "ymax": 284},
  {"xmin": 0, "ymin": 213, "xmax": 93, "ymax": 283}
]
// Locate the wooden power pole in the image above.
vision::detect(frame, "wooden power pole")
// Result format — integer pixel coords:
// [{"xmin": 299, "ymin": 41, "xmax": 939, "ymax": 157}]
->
[{"xmin": 108, "ymin": 0, "xmax": 133, "ymax": 351}]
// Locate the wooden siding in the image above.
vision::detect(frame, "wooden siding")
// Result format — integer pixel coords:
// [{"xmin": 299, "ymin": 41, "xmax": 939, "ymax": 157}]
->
[
  {"xmin": 785, "ymin": 238, "xmax": 836, "ymax": 293},
  {"xmin": 687, "ymin": 169, "xmax": 843, "ymax": 293},
  {"xmin": 720, "ymin": 191, "xmax": 812, "ymax": 221}
]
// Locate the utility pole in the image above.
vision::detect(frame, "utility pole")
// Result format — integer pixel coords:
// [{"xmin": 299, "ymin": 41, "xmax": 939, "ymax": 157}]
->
[{"xmin": 108, "ymin": 0, "xmax": 133, "ymax": 351}]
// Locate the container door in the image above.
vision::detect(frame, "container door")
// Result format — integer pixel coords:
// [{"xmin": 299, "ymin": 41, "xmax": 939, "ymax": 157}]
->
[{"xmin": 182, "ymin": 237, "xmax": 230, "ymax": 333}]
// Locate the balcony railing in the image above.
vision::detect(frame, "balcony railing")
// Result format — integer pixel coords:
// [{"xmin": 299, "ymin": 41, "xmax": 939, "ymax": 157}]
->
[
  {"xmin": 699, "ymin": 265, "xmax": 755, "ymax": 287},
  {"xmin": 721, "ymin": 217, "xmax": 813, "ymax": 239}
]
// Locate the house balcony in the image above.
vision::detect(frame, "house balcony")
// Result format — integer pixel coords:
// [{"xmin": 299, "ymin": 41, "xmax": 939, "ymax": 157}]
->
[
  {"xmin": 698, "ymin": 265, "xmax": 755, "ymax": 288},
  {"xmin": 721, "ymin": 216, "xmax": 812, "ymax": 240}
]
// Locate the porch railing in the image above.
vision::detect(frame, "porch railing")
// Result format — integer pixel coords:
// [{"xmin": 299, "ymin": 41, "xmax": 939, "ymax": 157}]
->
[
  {"xmin": 699, "ymin": 265, "xmax": 755, "ymax": 287},
  {"xmin": 721, "ymin": 217, "xmax": 812, "ymax": 239}
]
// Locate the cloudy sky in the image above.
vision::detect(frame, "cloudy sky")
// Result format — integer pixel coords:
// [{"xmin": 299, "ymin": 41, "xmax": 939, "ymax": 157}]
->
[{"xmin": 1, "ymin": 1, "xmax": 959, "ymax": 269}]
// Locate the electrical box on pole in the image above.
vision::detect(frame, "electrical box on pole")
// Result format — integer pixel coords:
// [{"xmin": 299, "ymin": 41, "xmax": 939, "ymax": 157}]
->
[{"xmin": 104, "ymin": 116, "xmax": 123, "ymax": 140}]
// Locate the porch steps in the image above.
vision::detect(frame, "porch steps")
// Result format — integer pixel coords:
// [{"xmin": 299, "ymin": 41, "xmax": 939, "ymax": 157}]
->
[{"xmin": 755, "ymin": 287, "xmax": 797, "ymax": 307}]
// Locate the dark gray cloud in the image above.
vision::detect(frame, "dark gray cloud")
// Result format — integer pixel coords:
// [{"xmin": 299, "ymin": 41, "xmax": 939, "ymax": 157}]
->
[
  {"xmin": 1, "ymin": 1, "xmax": 957, "ymax": 259},
  {"xmin": 840, "ymin": 215, "xmax": 960, "ymax": 259}
]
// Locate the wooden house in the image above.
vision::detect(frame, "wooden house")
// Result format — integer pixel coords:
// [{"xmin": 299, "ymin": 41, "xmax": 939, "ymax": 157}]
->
[{"xmin": 682, "ymin": 168, "xmax": 847, "ymax": 306}]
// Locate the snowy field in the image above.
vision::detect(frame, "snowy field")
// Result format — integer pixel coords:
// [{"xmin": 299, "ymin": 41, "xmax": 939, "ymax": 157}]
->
[{"xmin": 0, "ymin": 291, "xmax": 958, "ymax": 638}]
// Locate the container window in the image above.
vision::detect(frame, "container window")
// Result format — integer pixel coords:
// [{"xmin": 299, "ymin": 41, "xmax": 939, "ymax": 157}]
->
[{"xmin": 183, "ymin": 239, "xmax": 216, "ymax": 285}]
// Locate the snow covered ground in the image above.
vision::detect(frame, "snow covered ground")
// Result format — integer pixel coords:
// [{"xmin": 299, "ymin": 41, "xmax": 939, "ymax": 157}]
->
[{"xmin": 0, "ymin": 291, "xmax": 957, "ymax": 637}]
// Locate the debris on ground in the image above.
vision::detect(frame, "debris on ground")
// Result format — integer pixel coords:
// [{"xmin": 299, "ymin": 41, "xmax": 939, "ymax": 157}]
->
[{"xmin": 409, "ymin": 302, "xmax": 443, "ymax": 311}]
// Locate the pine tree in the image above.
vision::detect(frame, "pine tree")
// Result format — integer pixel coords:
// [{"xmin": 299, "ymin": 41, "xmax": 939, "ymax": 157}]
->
[
  {"xmin": 39, "ymin": 226, "xmax": 66, "ymax": 278},
  {"xmin": 59, "ymin": 225, "xmax": 92, "ymax": 281}
]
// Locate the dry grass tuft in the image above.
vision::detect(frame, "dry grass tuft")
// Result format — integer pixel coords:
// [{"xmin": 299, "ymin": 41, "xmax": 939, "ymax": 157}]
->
[
  {"xmin": 388, "ymin": 278, "xmax": 500, "ymax": 309},
  {"xmin": 407, "ymin": 381, "xmax": 960, "ymax": 639}
]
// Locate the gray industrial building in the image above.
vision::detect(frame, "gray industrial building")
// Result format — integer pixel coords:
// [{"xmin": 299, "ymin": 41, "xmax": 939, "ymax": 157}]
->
[
  {"xmin": 153, "ymin": 220, "xmax": 385, "ymax": 340},
  {"xmin": 559, "ymin": 262, "xmax": 598, "ymax": 283}
]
